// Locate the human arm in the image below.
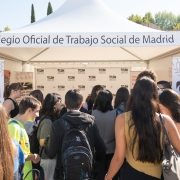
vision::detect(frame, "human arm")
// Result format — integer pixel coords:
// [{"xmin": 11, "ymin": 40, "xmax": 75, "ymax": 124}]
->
[
  {"xmin": 3, "ymin": 99, "xmax": 14, "ymax": 116},
  {"xmin": 163, "ymin": 114, "xmax": 180, "ymax": 153},
  {"xmin": 105, "ymin": 114, "xmax": 126, "ymax": 180}
]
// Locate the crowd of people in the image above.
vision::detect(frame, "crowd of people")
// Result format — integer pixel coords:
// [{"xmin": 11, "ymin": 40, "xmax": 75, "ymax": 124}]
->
[{"xmin": 0, "ymin": 69, "xmax": 179, "ymax": 180}]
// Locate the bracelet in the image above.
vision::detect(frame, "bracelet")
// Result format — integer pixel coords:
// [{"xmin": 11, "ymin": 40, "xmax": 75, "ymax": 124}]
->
[{"xmin": 105, "ymin": 173, "xmax": 112, "ymax": 180}]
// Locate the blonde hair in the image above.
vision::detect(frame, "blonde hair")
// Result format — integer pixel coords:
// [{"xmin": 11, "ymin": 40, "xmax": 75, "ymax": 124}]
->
[{"xmin": 0, "ymin": 104, "xmax": 14, "ymax": 180}]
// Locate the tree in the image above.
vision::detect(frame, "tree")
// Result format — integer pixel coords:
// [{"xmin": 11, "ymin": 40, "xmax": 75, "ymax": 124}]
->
[
  {"xmin": 173, "ymin": 23, "xmax": 180, "ymax": 31},
  {"xmin": 154, "ymin": 11, "xmax": 177, "ymax": 30},
  {"xmin": 31, "ymin": 4, "xmax": 36, "ymax": 23},
  {"xmin": 47, "ymin": 2, "xmax": 53, "ymax": 16},
  {"xmin": 177, "ymin": 15, "xmax": 180, "ymax": 23},
  {"xmin": 142, "ymin": 12, "xmax": 154, "ymax": 25},
  {"xmin": 3, "ymin": 26, "xmax": 11, "ymax": 31},
  {"xmin": 128, "ymin": 14, "xmax": 142, "ymax": 24}
]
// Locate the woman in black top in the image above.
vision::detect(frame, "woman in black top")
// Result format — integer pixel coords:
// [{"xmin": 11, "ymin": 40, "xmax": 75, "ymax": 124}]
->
[{"xmin": 3, "ymin": 83, "xmax": 22, "ymax": 118}]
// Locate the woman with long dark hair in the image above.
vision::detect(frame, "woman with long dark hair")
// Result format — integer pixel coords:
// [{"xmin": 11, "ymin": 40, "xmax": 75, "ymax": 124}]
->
[
  {"xmin": 114, "ymin": 87, "xmax": 129, "ymax": 116},
  {"xmin": 3, "ymin": 82, "xmax": 22, "ymax": 118},
  {"xmin": 92, "ymin": 89, "xmax": 116, "ymax": 179},
  {"xmin": 86, "ymin": 85, "xmax": 104, "ymax": 114},
  {"xmin": 105, "ymin": 77, "xmax": 180, "ymax": 180},
  {"xmin": 159, "ymin": 89, "xmax": 180, "ymax": 133},
  {"xmin": 37, "ymin": 93, "xmax": 62, "ymax": 180}
]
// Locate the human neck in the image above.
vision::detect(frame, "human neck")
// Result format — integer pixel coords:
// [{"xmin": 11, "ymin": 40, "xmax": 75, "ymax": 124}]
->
[
  {"xmin": 14, "ymin": 114, "xmax": 26, "ymax": 124},
  {"xmin": 9, "ymin": 94, "xmax": 17, "ymax": 100}
]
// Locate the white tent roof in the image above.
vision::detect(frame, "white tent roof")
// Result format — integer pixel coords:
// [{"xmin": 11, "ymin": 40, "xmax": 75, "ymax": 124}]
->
[
  {"xmin": 0, "ymin": 0, "xmax": 180, "ymax": 63},
  {"xmin": 13, "ymin": 0, "xmax": 158, "ymax": 33}
]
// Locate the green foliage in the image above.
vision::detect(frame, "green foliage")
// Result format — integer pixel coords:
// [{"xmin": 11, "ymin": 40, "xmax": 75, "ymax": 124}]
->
[
  {"xmin": 173, "ymin": 23, "xmax": 180, "ymax": 31},
  {"xmin": 142, "ymin": 12, "xmax": 154, "ymax": 25},
  {"xmin": 154, "ymin": 11, "xmax": 177, "ymax": 30},
  {"xmin": 177, "ymin": 15, "xmax": 180, "ymax": 23},
  {"xmin": 3, "ymin": 26, "xmax": 11, "ymax": 31},
  {"xmin": 128, "ymin": 14, "xmax": 142, "ymax": 24},
  {"xmin": 47, "ymin": 2, "xmax": 53, "ymax": 16},
  {"xmin": 31, "ymin": 4, "xmax": 35, "ymax": 23}
]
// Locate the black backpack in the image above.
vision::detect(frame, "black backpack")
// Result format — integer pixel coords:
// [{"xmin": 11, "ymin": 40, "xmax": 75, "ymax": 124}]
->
[{"xmin": 61, "ymin": 121, "xmax": 93, "ymax": 180}]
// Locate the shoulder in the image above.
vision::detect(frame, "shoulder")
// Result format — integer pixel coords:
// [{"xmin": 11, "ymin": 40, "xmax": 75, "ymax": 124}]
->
[
  {"xmin": 160, "ymin": 113, "xmax": 176, "ymax": 129},
  {"xmin": 8, "ymin": 119, "xmax": 21, "ymax": 129},
  {"xmin": 3, "ymin": 98, "xmax": 14, "ymax": 106},
  {"xmin": 82, "ymin": 112, "xmax": 95, "ymax": 123}
]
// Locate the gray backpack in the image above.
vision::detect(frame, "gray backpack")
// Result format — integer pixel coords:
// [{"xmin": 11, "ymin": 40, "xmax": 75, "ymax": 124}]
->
[{"xmin": 160, "ymin": 114, "xmax": 180, "ymax": 180}]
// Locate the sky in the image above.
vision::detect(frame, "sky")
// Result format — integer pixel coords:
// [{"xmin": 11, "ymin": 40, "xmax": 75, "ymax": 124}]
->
[{"xmin": 0, "ymin": 0, "xmax": 180, "ymax": 30}]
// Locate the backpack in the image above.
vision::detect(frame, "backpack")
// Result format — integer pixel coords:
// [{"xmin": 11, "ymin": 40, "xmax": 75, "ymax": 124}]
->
[
  {"xmin": 159, "ymin": 114, "xmax": 180, "ymax": 180},
  {"xmin": 29, "ymin": 115, "xmax": 46, "ymax": 154},
  {"xmin": 61, "ymin": 120, "xmax": 93, "ymax": 180}
]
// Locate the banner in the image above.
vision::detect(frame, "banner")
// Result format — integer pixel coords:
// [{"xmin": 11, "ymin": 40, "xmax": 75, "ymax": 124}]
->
[
  {"xmin": 0, "ymin": 32, "xmax": 180, "ymax": 47},
  {"xmin": 172, "ymin": 57, "xmax": 180, "ymax": 94},
  {"xmin": 0, "ymin": 60, "xmax": 4, "ymax": 103}
]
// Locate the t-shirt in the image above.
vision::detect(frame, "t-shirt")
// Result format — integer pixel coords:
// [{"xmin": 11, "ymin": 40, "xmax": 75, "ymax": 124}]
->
[
  {"xmin": 37, "ymin": 117, "xmax": 52, "ymax": 159},
  {"xmin": 8, "ymin": 119, "xmax": 32, "ymax": 180}
]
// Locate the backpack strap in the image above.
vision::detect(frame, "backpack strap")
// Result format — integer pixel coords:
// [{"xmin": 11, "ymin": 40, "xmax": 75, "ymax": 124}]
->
[{"xmin": 159, "ymin": 113, "xmax": 171, "ymax": 146}]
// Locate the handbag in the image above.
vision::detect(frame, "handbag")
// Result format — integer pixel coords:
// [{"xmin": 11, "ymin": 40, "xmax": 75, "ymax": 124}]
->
[{"xmin": 159, "ymin": 114, "xmax": 180, "ymax": 180}]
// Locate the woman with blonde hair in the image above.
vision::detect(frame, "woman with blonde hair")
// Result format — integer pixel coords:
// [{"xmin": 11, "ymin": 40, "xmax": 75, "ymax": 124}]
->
[{"xmin": 0, "ymin": 104, "xmax": 14, "ymax": 180}]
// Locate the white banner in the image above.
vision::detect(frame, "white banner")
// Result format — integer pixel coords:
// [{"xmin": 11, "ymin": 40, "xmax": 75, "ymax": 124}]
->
[
  {"xmin": 172, "ymin": 57, "xmax": 180, "ymax": 94},
  {"xmin": 0, "ymin": 60, "xmax": 4, "ymax": 103},
  {"xmin": 0, "ymin": 32, "xmax": 180, "ymax": 47}
]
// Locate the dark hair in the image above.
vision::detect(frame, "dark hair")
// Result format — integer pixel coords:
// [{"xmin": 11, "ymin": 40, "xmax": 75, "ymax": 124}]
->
[
  {"xmin": 65, "ymin": 89, "xmax": 83, "ymax": 110},
  {"xmin": 4, "ymin": 83, "xmax": 23, "ymax": 99},
  {"xmin": 29, "ymin": 89, "xmax": 44, "ymax": 104},
  {"xmin": 40, "ymin": 93, "xmax": 61, "ymax": 120},
  {"xmin": 87, "ymin": 85, "xmax": 104, "ymax": 111},
  {"xmin": 157, "ymin": 80, "xmax": 171, "ymax": 89},
  {"xmin": 128, "ymin": 77, "xmax": 161, "ymax": 163},
  {"xmin": 136, "ymin": 70, "xmax": 157, "ymax": 82},
  {"xmin": 159, "ymin": 89, "xmax": 180, "ymax": 122},
  {"xmin": 93, "ymin": 90, "xmax": 113, "ymax": 112},
  {"xmin": 114, "ymin": 87, "xmax": 129, "ymax": 109},
  {"xmin": 90, "ymin": 85, "xmax": 104, "ymax": 102},
  {"xmin": 19, "ymin": 96, "xmax": 41, "ymax": 114}
]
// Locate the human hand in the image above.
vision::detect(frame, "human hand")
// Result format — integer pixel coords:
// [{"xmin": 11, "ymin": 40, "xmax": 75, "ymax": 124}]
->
[{"xmin": 31, "ymin": 154, "xmax": 40, "ymax": 164}]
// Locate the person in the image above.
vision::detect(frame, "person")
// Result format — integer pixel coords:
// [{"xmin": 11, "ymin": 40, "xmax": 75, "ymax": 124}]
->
[
  {"xmin": 92, "ymin": 89, "xmax": 117, "ymax": 179},
  {"xmin": 0, "ymin": 104, "xmax": 14, "ymax": 180},
  {"xmin": 3, "ymin": 82, "xmax": 23, "ymax": 118},
  {"xmin": 45, "ymin": 89, "xmax": 106, "ymax": 180},
  {"xmin": 24, "ymin": 89, "xmax": 44, "ymax": 135},
  {"xmin": 13, "ymin": 140, "xmax": 25, "ymax": 180},
  {"xmin": 29, "ymin": 89, "xmax": 44, "ymax": 105},
  {"xmin": 159, "ymin": 89, "xmax": 180, "ymax": 133},
  {"xmin": 37, "ymin": 93, "xmax": 62, "ymax": 180},
  {"xmin": 136, "ymin": 70, "xmax": 157, "ymax": 82},
  {"xmin": 157, "ymin": 80, "xmax": 171, "ymax": 94},
  {"xmin": 8, "ymin": 96, "xmax": 41, "ymax": 180},
  {"xmin": 114, "ymin": 87, "xmax": 129, "ymax": 116},
  {"xmin": 86, "ymin": 85, "xmax": 104, "ymax": 114},
  {"xmin": 105, "ymin": 77, "xmax": 180, "ymax": 180}
]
